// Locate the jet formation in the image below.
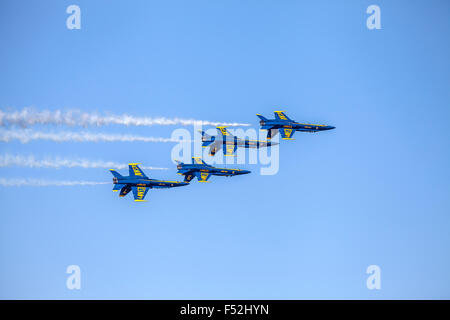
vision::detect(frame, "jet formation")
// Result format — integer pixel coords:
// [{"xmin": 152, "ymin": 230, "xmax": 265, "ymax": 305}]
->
[{"xmin": 110, "ymin": 110, "xmax": 335, "ymax": 202}]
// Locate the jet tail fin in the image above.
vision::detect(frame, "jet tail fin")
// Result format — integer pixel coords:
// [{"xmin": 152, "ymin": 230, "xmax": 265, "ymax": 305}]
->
[
  {"xmin": 199, "ymin": 130, "xmax": 215, "ymax": 147},
  {"xmin": 109, "ymin": 169, "xmax": 123, "ymax": 179},
  {"xmin": 256, "ymin": 114, "xmax": 268, "ymax": 121},
  {"xmin": 113, "ymin": 183, "xmax": 125, "ymax": 192}
]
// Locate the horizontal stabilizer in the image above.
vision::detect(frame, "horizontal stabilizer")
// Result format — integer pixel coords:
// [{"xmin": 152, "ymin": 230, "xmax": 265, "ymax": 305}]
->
[
  {"xmin": 119, "ymin": 185, "xmax": 132, "ymax": 197},
  {"xmin": 113, "ymin": 183, "xmax": 125, "ymax": 192},
  {"xmin": 184, "ymin": 173, "xmax": 195, "ymax": 183}
]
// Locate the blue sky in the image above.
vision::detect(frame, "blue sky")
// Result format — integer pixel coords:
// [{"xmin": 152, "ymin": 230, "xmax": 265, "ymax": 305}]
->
[{"xmin": 1, "ymin": 0, "xmax": 449, "ymax": 299}]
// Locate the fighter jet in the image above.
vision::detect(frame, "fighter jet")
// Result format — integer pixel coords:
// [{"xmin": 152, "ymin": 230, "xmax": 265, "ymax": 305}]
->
[
  {"xmin": 175, "ymin": 157, "xmax": 251, "ymax": 182},
  {"xmin": 200, "ymin": 126, "xmax": 278, "ymax": 156},
  {"xmin": 109, "ymin": 163, "xmax": 189, "ymax": 202},
  {"xmin": 256, "ymin": 111, "xmax": 335, "ymax": 140}
]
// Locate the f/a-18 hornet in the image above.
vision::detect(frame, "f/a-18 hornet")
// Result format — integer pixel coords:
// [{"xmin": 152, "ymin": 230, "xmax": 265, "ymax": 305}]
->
[
  {"xmin": 256, "ymin": 111, "xmax": 335, "ymax": 140},
  {"xmin": 200, "ymin": 126, "xmax": 278, "ymax": 156},
  {"xmin": 109, "ymin": 163, "xmax": 188, "ymax": 202},
  {"xmin": 175, "ymin": 157, "xmax": 251, "ymax": 182}
]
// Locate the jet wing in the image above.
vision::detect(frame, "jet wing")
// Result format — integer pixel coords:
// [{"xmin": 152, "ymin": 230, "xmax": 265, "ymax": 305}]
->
[
  {"xmin": 216, "ymin": 126, "xmax": 234, "ymax": 138},
  {"xmin": 195, "ymin": 172, "xmax": 211, "ymax": 182},
  {"xmin": 279, "ymin": 128, "xmax": 295, "ymax": 140},
  {"xmin": 224, "ymin": 143, "xmax": 237, "ymax": 156},
  {"xmin": 132, "ymin": 186, "xmax": 150, "ymax": 202},
  {"xmin": 274, "ymin": 111, "xmax": 292, "ymax": 121},
  {"xmin": 129, "ymin": 163, "xmax": 148, "ymax": 178}
]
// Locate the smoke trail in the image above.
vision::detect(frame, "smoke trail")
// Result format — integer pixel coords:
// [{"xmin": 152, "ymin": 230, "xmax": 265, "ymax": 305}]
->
[
  {"xmin": 0, "ymin": 178, "xmax": 109, "ymax": 187},
  {"xmin": 0, "ymin": 129, "xmax": 188, "ymax": 144},
  {"xmin": 0, "ymin": 154, "xmax": 168, "ymax": 170},
  {"xmin": 0, "ymin": 108, "xmax": 250, "ymax": 128}
]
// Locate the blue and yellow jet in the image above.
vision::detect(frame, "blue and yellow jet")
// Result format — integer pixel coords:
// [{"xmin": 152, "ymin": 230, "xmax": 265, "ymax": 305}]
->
[
  {"xmin": 257, "ymin": 111, "xmax": 335, "ymax": 140},
  {"xmin": 200, "ymin": 126, "xmax": 278, "ymax": 156},
  {"xmin": 176, "ymin": 157, "xmax": 251, "ymax": 182},
  {"xmin": 109, "ymin": 163, "xmax": 189, "ymax": 202}
]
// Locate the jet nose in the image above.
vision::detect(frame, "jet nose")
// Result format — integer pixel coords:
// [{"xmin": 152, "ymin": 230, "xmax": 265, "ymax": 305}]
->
[
  {"xmin": 239, "ymin": 170, "xmax": 251, "ymax": 175},
  {"xmin": 327, "ymin": 126, "xmax": 336, "ymax": 130}
]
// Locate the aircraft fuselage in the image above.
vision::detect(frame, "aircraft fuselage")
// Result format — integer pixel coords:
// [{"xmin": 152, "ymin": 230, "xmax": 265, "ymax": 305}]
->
[
  {"xmin": 260, "ymin": 120, "xmax": 335, "ymax": 132},
  {"xmin": 113, "ymin": 176, "xmax": 188, "ymax": 189},
  {"xmin": 177, "ymin": 164, "xmax": 250, "ymax": 177}
]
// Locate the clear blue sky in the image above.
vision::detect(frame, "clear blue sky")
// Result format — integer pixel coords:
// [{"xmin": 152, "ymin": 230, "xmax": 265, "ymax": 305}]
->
[{"xmin": 1, "ymin": 0, "xmax": 449, "ymax": 299}]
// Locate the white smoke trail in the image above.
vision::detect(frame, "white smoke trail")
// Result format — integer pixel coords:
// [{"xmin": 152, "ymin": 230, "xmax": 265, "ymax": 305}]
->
[
  {"xmin": 0, "ymin": 108, "xmax": 250, "ymax": 128},
  {"xmin": 0, "ymin": 154, "xmax": 168, "ymax": 170},
  {"xmin": 0, "ymin": 129, "xmax": 187, "ymax": 144},
  {"xmin": 0, "ymin": 178, "xmax": 109, "ymax": 187}
]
